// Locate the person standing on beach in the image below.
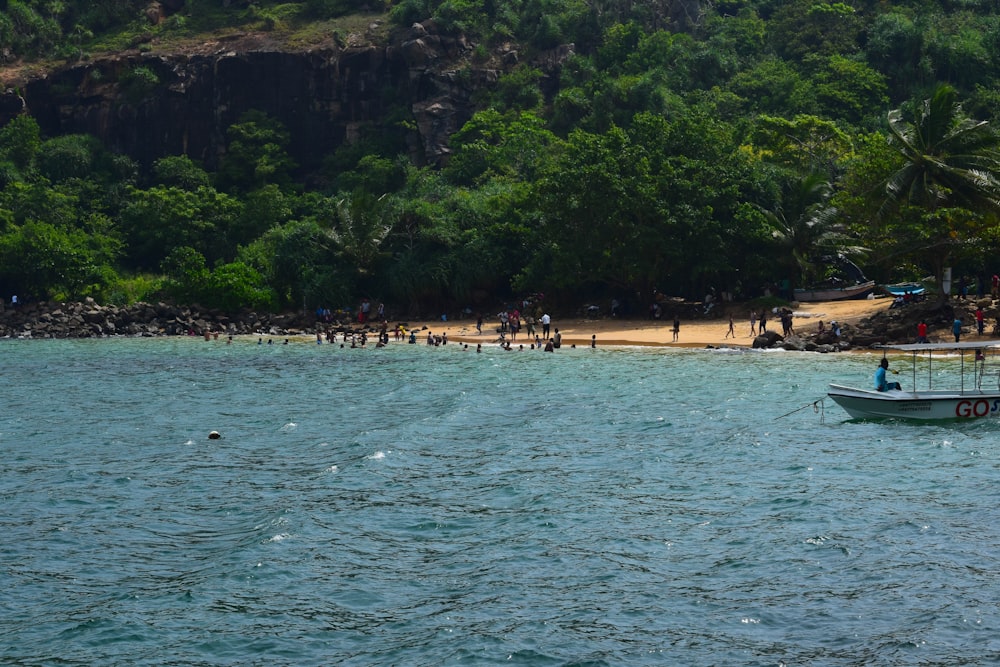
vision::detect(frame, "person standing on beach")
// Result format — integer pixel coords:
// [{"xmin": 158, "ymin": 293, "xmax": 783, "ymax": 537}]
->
[
  {"xmin": 725, "ymin": 314, "xmax": 735, "ymax": 339},
  {"xmin": 759, "ymin": 310, "xmax": 767, "ymax": 333},
  {"xmin": 541, "ymin": 313, "xmax": 551, "ymax": 338},
  {"xmin": 672, "ymin": 315, "xmax": 680, "ymax": 342},
  {"xmin": 749, "ymin": 310, "xmax": 757, "ymax": 336}
]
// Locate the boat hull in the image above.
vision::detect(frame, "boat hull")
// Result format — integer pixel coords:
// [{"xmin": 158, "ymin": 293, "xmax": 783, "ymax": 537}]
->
[
  {"xmin": 884, "ymin": 282, "xmax": 925, "ymax": 296},
  {"xmin": 794, "ymin": 281, "xmax": 876, "ymax": 302},
  {"xmin": 828, "ymin": 384, "xmax": 1000, "ymax": 420}
]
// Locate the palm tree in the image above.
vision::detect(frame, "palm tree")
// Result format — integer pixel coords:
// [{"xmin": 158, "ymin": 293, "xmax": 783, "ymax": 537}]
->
[
  {"xmin": 761, "ymin": 172, "xmax": 864, "ymax": 292},
  {"xmin": 880, "ymin": 84, "xmax": 1000, "ymax": 297},
  {"xmin": 326, "ymin": 190, "xmax": 395, "ymax": 275}
]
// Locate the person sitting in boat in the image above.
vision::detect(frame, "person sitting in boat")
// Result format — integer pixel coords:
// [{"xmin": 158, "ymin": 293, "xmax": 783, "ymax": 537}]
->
[{"xmin": 875, "ymin": 358, "xmax": 902, "ymax": 392}]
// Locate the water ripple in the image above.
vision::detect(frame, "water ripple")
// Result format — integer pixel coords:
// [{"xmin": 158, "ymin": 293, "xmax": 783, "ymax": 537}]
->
[{"xmin": 3, "ymin": 340, "xmax": 1000, "ymax": 665}]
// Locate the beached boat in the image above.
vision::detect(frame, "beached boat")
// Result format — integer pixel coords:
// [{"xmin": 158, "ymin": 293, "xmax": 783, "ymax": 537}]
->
[
  {"xmin": 794, "ymin": 280, "xmax": 876, "ymax": 302},
  {"xmin": 884, "ymin": 282, "xmax": 926, "ymax": 296},
  {"xmin": 828, "ymin": 342, "xmax": 1000, "ymax": 420}
]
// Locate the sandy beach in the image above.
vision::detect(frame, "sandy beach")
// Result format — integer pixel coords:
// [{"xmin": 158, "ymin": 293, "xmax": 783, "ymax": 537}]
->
[{"xmin": 402, "ymin": 297, "xmax": 893, "ymax": 348}]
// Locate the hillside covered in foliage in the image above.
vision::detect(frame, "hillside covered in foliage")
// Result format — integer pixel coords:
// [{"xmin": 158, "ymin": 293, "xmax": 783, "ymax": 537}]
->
[{"xmin": 3, "ymin": 0, "xmax": 1000, "ymax": 316}]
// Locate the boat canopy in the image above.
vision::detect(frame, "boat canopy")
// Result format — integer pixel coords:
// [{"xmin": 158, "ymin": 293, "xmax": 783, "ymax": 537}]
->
[{"xmin": 875, "ymin": 342, "xmax": 1000, "ymax": 352}]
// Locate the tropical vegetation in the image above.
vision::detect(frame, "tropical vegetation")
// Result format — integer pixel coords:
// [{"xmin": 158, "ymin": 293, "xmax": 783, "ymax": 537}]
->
[{"xmin": 4, "ymin": 0, "xmax": 1000, "ymax": 313}]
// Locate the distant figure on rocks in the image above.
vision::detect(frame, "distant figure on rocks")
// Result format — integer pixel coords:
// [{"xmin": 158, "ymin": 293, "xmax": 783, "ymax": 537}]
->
[
  {"xmin": 917, "ymin": 320, "xmax": 928, "ymax": 343},
  {"xmin": 953, "ymin": 317, "xmax": 963, "ymax": 342},
  {"xmin": 781, "ymin": 310, "xmax": 794, "ymax": 336}
]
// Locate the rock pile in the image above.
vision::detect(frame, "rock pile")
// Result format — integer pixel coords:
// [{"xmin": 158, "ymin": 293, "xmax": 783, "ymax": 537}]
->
[{"xmin": 0, "ymin": 298, "xmax": 317, "ymax": 339}]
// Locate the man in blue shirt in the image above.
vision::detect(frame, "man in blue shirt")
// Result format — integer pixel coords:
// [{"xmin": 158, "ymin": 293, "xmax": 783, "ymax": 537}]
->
[{"xmin": 875, "ymin": 358, "xmax": 901, "ymax": 391}]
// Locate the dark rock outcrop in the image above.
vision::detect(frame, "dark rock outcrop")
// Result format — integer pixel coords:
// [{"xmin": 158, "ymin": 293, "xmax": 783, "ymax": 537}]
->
[
  {"xmin": 0, "ymin": 298, "xmax": 328, "ymax": 338},
  {"xmin": 752, "ymin": 330, "xmax": 783, "ymax": 349},
  {"xmin": 3, "ymin": 25, "xmax": 574, "ymax": 171}
]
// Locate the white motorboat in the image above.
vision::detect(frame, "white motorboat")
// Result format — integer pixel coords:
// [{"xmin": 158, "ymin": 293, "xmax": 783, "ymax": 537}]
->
[{"xmin": 828, "ymin": 342, "xmax": 1000, "ymax": 420}]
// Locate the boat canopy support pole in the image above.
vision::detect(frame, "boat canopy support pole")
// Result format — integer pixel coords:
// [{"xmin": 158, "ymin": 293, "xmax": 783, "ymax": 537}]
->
[{"xmin": 961, "ymin": 349, "xmax": 965, "ymax": 393}]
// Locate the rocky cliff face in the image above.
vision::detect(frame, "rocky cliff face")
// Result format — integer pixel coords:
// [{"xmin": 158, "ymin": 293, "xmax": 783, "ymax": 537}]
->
[{"xmin": 1, "ymin": 23, "xmax": 571, "ymax": 171}]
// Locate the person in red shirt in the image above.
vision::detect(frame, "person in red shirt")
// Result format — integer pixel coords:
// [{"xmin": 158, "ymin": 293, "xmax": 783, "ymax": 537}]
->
[
  {"xmin": 917, "ymin": 320, "xmax": 928, "ymax": 343},
  {"xmin": 976, "ymin": 307, "xmax": 985, "ymax": 335}
]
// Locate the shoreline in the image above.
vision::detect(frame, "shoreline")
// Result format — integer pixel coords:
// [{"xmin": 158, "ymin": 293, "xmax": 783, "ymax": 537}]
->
[
  {"xmin": 8, "ymin": 295, "xmax": 995, "ymax": 349},
  {"xmin": 400, "ymin": 298, "xmax": 894, "ymax": 349}
]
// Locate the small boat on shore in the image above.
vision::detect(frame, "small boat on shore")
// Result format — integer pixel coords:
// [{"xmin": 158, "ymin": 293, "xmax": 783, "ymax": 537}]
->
[
  {"xmin": 884, "ymin": 282, "xmax": 926, "ymax": 296},
  {"xmin": 794, "ymin": 280, "xmax": 876, "ymax": 302},
  {"xmin": 828, "ymin": 342, "xmax": 1000, "ymax": 420}
]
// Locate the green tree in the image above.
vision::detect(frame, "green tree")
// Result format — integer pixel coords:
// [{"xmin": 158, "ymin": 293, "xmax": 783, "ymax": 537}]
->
[
  {"xmin": 233, "ymin": 184, "xmax": 294, "ymax": 247},
  {"xmin": 35, "ymin": 134, "xmax": 105, "ymax": 183},
  {"xmin": 120, "ymin": 185, "xmax": 243, "ymax": 269},
  {"xmin": 749, "ymin": 114, "xmax": 854, "ymax": 177},
  {"xmin": 445, "ymin": 110, "xmax": 557, "ymax": 186},
  {"xmin": 0, "ymin": 219, "xmax": 121, "ymax": 298},
  {"xmin": 328, "ymin": 190, "xmax": 395, "ymax": 276},
  {"xmin": 880, "ymin": 84, "xmax": 1000, "ymax": 297},
  {"xmin": 768, "ymin": 0, "xmax": 862, "ymax": 61},
  {"xmin": 161, "ymin": 246, "xmax": 275, "ymax": 311},
  {"xmin": 206, "ymin": 261, "xmax": 276, "ymax": 311},
  {"xmin": 0, "ymin": 180, "xmax": 80, "ymax": 229},
  {"xmin": 0, "ymin": 114, "xmax": 41, "ymax": 178},
  {"xmin": 807, "ymin": 54, "xmax": 889, "ymax": 126},
  {"xmin": 729, "ymin": 58, "xmax": 818, "ymax": 116},
  {"xmin": 865, "ymin": 11, "xmax": 925, "ymax": 100},
  {"xmin": 152, "ymin": 155, "xmax": 212, "ymax": 190},
  {"xmin": 216, "ymin": 110, "xmax": 297, "ymax": 193},
  {"xmin": 921, "ymin": 12, "xmax": 994, "ymax": 92},
  {"xmin": 239, "ymin": 218, "xmax": 350, "ymax": 310},
  {"xmin": 758, "ymin": 172, "xmax": 862, "ymax": 290}
]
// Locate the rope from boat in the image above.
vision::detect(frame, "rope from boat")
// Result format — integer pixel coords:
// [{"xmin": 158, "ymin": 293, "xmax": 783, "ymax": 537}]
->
[{"xmin": 776, "ymin": 398, "xmax": 825, "ymax": 421}]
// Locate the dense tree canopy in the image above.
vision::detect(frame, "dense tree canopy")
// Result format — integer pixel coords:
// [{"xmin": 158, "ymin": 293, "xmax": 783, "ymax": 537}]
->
[{"xmin": 4, "ymin": 0, "xmax": 1000, "ymax": 311}]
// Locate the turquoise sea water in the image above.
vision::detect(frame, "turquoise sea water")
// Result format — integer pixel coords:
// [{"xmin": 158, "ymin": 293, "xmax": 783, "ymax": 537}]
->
[{"xmin": 3, "ymin": 337, "xmax": 1000, "ymax": 666}]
